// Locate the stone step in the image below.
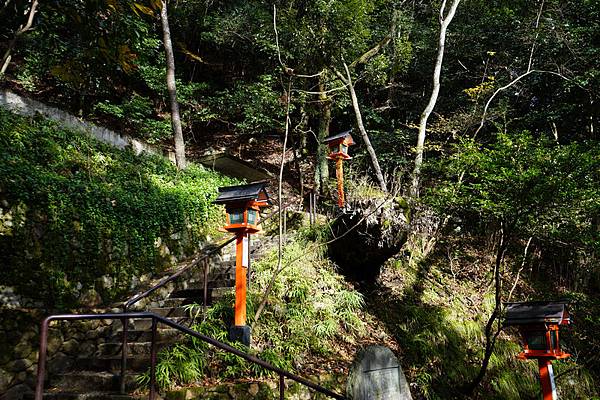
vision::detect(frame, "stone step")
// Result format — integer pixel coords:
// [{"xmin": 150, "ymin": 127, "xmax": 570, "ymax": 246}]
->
[
  {"xmin": 168, "ymin": 288, "xmax": 205, "ymax": 300},
  {"xmin": 25, "ymin": 393, "xmax": 136, "ymax": 400},
  {"xmin": 148, "ymin": 307, "xmax": 189, "ymax": 318},
  {"xmin": 211, "ymin": 287, "xmax": 233, "ymax": 299},
  {"xmin": 113, "ymin": 317, "xmax": 189, "ymax": 332},
  {"xmin": 98, "ymin": 341, "xmax": 172, "ymax": 357},
  {"xmin": 160, "ymin": 297, "xmax": 202, "ymax": 308},
  {"xmin": 73, "ymin": 356, "xmax": 151, "ymax": 373},
  {"xmin": 49, "ymin": 371, "xmax": 139, "ymax": 392},
  {"xmin": 109, "ymin": 328, "xmax": 183, "ymax": 343},
  {"xmin": 170, "ymin": 278, "xmax": 235, "ymax": 294}
]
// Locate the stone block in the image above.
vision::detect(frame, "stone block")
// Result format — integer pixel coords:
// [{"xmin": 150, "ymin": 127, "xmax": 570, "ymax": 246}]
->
[
  {"xmin": 0, "ymin": 367, "xmax": 12, "ymax": 392},
  {"xmin": 6, "ymin": 358, "xmax": 32, "ymax": 373},
  {"xmin": 48, "ymin": 352, "xmax": 73, "ymax": 375},
  {"xmin": 2, "ymin": 383, "xmax": 32, "ymax": 400},
  {"xmin": 60, "ymin": 339, "xmax": 79, "ymax": 355},
  {"xmin": 346, "ymin": 345, "xmax": 412, "ymax": 400}
]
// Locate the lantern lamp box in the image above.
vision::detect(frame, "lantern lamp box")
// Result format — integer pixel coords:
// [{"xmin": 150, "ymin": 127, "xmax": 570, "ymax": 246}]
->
[
  {"xmin": 504, "ymin": 301, "xmax": 571, "ymax": 360},
  {"xmin": 214, "ymin": 181, "xmax": 271, "ymax": 234},
  {"xmin": 323, "ymin": 130, "xmax": 355, "ymax": 160}
]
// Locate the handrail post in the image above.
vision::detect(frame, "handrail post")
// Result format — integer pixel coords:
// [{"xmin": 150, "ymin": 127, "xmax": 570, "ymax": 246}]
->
[
  {"xmin": 34, "ymin": 317, "xmax": 51, "ymax": 400},
  {"xmin": 149, "ymin": 317, "xmax": 158, "ymax": 400},
  {"xmin": 120, "ymin": 306, "xmax": 129, "ymax": 394},
  {"xmin": 309, "ymin": 190, "xmax": 313, "ymax": 226},
  {"xmin": 203, "ymin": 258, "xmax": 209, "ymax": 320},
  {"xmin": 279, "ymin": 373, "xmax": 285, "ymax": 400}
]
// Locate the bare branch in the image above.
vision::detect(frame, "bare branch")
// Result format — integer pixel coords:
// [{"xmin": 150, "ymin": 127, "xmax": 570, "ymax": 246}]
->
[
  {"xmin": 253, "ymin": 77, "xmax": 293, "ymax": 324},
  {"xmin": 473, "ymin": 69, "xmax": 570, "ymax": 137},
  {"xmin": 273, "ymin": 5, "xmax": 323, "ymax": 79},
  {"xmin": 527, "ymin": 0, "xmax": 545, "ymax": 72},
  {"xmin": 335, "ymin": 63, "xmax": 388, "ymax": 192},
  {"xmin": 1, "ymin": 0, "xmax": 39, "ymax": 75}
]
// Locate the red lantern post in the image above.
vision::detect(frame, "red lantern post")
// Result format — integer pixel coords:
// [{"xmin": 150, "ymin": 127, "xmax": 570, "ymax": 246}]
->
[
  {"xmin": 323, "ymin": 130, "xmax": 355, "ymax": 208},
  {"xmin": 214, "ymin": 182, "xmax": 271, "ymax": 345},
  {"xmin": 504, "ymin": 301, "xmax": 572, "ymax": 400}
]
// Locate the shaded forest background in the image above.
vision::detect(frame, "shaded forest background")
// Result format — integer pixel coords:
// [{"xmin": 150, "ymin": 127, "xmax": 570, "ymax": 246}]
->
[{"xmin": 1, "ymin": 0, "xmax": 599, "ymax": 399}]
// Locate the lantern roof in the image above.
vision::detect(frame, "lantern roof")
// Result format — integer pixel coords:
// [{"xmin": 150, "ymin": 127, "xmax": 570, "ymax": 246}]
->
[
  {"xmin": 323, "ymin": 130, "xmax": 354, "ymax": 145},
  {"xmin": 214, "ymin": 181, "xmax": 271, "ymax": 205},
  {"xmin": 503, "ymin": 301, "xmax": 571, "ymax": 326}
]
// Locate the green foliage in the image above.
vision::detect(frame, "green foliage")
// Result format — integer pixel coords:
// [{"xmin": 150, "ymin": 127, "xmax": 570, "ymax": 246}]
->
[
  {"xmin": 202, "ymin": 75, "xmax": 286, "ymax": 135},
  {"xmin": 145, "ymin": 233, "xmax": 365, "ymax": 389},
  {"xmin": 0, "ymin": 110, "xmax": 235, "ymax": 308},
  {"xmin": 428, "ymin": 131, "xmax": 600, "ymax": 244},
  {"xmin": 379, "ymin": 254, "xmax": 598, "ymax": 399},
  {"xmin": 94, "ymin": 94, "xmax": 172, "ymax": 143}
]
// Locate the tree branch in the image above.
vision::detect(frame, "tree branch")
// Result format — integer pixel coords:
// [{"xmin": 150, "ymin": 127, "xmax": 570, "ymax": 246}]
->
[
  {"xmin": 473, "ymin": 69, "xmax": 570, "ymax": 138},
  {"xmin": 507, "ymin": 236, "xmax": 533, "ymax": 303},
  {"xmin": 334, "ymin": 64, "xmax": 388, "ymax": 192},
  {"xmin": 1, "ymin": 0, "xmax": 39, "ymax": 75}
]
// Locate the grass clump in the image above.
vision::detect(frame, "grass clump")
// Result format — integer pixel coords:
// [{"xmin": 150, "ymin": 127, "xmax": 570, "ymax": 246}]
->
[{"xmin": 142, "ymin": 231, "xmax": 365, "ymax": 390}]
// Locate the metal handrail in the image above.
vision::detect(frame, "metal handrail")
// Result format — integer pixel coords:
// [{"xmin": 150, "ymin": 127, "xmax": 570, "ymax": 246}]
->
[{"xmin": 35, "ymin": 312, "xmax": 346, "ymax": 400}]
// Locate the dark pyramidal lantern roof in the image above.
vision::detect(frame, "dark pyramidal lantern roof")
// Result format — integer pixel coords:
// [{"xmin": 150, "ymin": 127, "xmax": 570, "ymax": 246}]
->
[
  {"xmin": 323, "ymin": 129, "xmax": 354, "ymax": 144},
  {"xmin": 214, "ymin": 181, "xmax": 270, "ymax": 205},
  {"xmin": 503, "ymin": 301, "xmax": 571, "ymax": 326}
]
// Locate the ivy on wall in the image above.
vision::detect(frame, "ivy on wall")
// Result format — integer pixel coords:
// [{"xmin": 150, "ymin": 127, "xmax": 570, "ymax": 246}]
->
[{"xmin": 0, "ymin": 109, "xmax": 235, "ymax": 308}]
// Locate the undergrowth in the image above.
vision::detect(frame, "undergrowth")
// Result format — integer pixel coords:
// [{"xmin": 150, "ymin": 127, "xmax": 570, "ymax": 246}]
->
[
  {"xmin": 0, "ymin": 109, "xmax": 235, "ymax": 308},
  {"xmin": 140, "ymin": 229, "xmax": 365, "ymax": 390},
  {"xmin": 377, "ymin": 236, "xmax": 599, "ymax": 399}
]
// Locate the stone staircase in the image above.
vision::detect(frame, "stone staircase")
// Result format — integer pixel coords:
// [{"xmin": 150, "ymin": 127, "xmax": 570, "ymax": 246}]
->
[{"xmin": 32, "ymin": 235, "xmax": 280, "ymax": 399}]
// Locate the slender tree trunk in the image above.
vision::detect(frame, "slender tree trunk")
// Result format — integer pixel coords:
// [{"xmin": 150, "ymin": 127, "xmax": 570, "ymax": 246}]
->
[
  {"xmin": 343, "ymin": 63, "xmax": 388, "ymax": 193},
  {"xmin": 253, "ymin": 78, "xmax": 293, "ymax": 325},
  {"xmin": 160, "ymin": 0, "xmax": 186, "ymax": 169},
  {"xmin": 1, "ymin": 0, "xmax": 39, "ymax": 75},
  {"xmin": 314, "ymin": 74, "xmax": 330, "ymax": 194},
  {"xmin": 466, "ymin": 224, "xmax": 508, "ymax": 394},
  {"xmin": 410, "ymin": 0, "xmax": 461, "ymax": 198}
]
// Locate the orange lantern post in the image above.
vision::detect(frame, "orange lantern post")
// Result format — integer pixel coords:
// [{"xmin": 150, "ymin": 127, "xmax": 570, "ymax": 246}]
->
[
  {"xmin": 504, "ymin": 301, "xmax": 572, "ymax": 400},
  {"xmin": 214, "ymin": 181, "xmax": 271, "ymax": 345},
  {"xmin": 323, "ymin": 130, "xmax": 355, "ymax": 208}
]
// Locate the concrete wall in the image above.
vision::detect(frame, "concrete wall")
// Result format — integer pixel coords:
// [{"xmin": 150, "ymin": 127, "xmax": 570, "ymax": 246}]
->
[{"xmin": 0, "ymin": 90, "xmax": 175, "ymax": 162}]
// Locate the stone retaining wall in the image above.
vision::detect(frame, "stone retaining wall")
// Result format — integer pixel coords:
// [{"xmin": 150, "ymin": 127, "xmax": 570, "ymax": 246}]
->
[
  {"xmin": 165, "ymin": 375, "xmax": 345, "ymax": 400},
  {"xmin": 0, "ymin": 90, "xmax": 175, "ymax": 162},
  {"xmin": 0, "ymin": 308, "xmax": 113, "ymax": 399}
]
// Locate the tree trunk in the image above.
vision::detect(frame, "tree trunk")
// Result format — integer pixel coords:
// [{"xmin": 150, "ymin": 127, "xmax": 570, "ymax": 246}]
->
[
  {"xmin": 160, "ymin": 0, "xmax": 186, "ymax": 169},
  {"xmin": 466, "ymin": 224, "xmax": 508, "ymax": 394},
  {"xmin": 410, "ymin": 0, "xmax": 461, "ymax": 198},
  {"xmin": 314, "ymin": 74, "xmax": 330, "ymax": 194},
  {"xmin": 343, "ymin": 63, "xmax": 388, "ymax": 193},
  {"xmin": 1, "ymin": 0, "xmax": 39, "ymax": 75}
]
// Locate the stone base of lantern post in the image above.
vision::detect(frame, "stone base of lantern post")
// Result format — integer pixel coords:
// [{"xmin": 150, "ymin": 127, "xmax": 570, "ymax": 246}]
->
[{"xmin": 229, "ymin": 325, "xmax": 251, "ymax": 346}]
